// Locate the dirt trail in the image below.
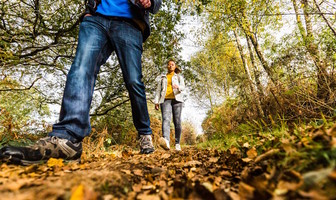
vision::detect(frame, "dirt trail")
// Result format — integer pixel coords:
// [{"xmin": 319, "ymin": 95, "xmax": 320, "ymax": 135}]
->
[
  {"xmin": 0, "ymin": 144, "xmax": 335, "ymax": 199},
  {"xmin": 0, "ymin": 147, "xmax": 243, "ymax": 200}
]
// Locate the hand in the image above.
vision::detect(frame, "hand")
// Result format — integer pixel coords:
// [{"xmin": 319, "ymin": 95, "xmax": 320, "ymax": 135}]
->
[
  {"xmin": 138, "ymin": 0, "xmax": 151, "ymax": 8},
  {"xmin": 155, "ymin": 104, "xmax": 159, "ymax": 110},
  {"xmin": 172, "ymin": 84, "xmax": 179, "ymax": 89},
  {"xmin": 84, "ymin": 14, "xmax": 92, "ymax": 17}
]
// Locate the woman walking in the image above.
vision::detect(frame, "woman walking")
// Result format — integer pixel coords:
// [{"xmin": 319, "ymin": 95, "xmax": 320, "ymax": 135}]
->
[{"xmin": 154, "ymin": 59, "xmax": 185, "ymax": 151}]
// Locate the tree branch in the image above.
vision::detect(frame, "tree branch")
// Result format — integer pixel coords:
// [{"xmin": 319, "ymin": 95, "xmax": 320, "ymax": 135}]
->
[{"xmin": 0, "ymin": 77, "xmax": 41, "ymax": 92}]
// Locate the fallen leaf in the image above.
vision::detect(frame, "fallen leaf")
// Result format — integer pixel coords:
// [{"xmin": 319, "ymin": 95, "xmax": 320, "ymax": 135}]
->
[
  {"xmin": 202, "ymin": 182, "xmax": 213, "ymax": 192},
  {"xmin": 70, "ymin": 184, "xmax": 84, "ymax": 200},
  {"xmin": 229, "ymin": 146, "xmax": 238, "ymax": 154},
  {"xmin": 246, "ymin": 148, "xmax": 258, "ymax": 159},
  {"xmin": 220, "ymin": 170, "xmax": 232, "ymax": 177},
  {"xmin": 209, "ymin": 157, "xmax": 219, "ymax": 163},
  {"xmin": 242, "ymin": 158, "xmax": 252, "ymax": 163},
  {"xmin": 5, "ymin": 179, "xmax": 35, "ymax": 191},
  {"xmin": 243, "ymin": 142, "xmax": 250, "ymax": 148},
  {"xmin": 133, "ymin": 169, "xmax": 143, "ymax": 176},
  {"xmin": 298, "ymin": 190, "xmax": 329, "ymax": 200},
  {"xmin": 137, "ymin": 194, "xmax": 160, "ymax": 200},
  {"xmin": 142, "ymin": 185, "xmax": 155, "ymax": 190},
  {"xmin": 132, "ymin": 184, "xmax": 142, "ymax": 192},
  {"xmin": 239, "ymin": 182, "xmax": 255, "ymax": 199},
  {"xmin": 161, "ymin": 153, "xmax": 171, "ymax": 159},
  {"xmin": 70, "ymin": 184, "xmax": 97, "ymax": 200},
  {"xmin": 328, "ymin": 170, "xmax": 336, "ymax": 181},
  {"xmin": 47, "ymin": 158, "xmax": 64, "ymax": 168},
  {"xmin": 121, "ymin": 169, "xmax": 131, "ymax": 175},
  {"xmin": 184, "ymin": 160, "xmax": 202, "ymax": 167},
  {"xmin": 255, "ymin": 149, "xmax": 280, "ymax": 163}
]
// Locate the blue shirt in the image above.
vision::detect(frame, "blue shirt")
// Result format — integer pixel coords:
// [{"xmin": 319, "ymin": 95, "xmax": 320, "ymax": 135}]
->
[{"xmin": 96, "ymin": 0, "xmax": 134, "ymax": 18}]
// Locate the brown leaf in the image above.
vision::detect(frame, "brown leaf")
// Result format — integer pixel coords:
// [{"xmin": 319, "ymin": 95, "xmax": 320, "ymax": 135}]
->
[
  {"xmin": 246, "ymin": 148, "xmax": 258, "ymax": 159},
  {"xmin": 298, "ymin": 190, "xmax": 329, "ymax": 200},
  {"xmin": 184, "ymin": 160, "xmax": 202, "ymax": 167},
  {"xmin": 132, "ymin": 184, "xmax": 142, "ymax": 192},
  {"xmin": 328, "ymin": 169, "xmax": 336, "ymax": 181},
  {"xmin": 255, "ymin": 149, "xmax": 280, "ymax": 163},
  {"xmin": 229, "ymin": 146, "xmax": 238, "ymax": 154},
  {"xmin": 239, "ymin": 182, "xmax": 255, "ymax": 199},
  {"xmin": 242, "ymin": 158, "xmax": 252, "ymax": 163},
  {"xmin": 141, "ymin": 184, "xmax": 155, "ymax": 190},
  {"xmin": 121, "ymin": 169, "xmax": 131, "ymax": 175},
  {"xmin": 209, "ymin": 157, "xmax": 219, "ymax": 163},
  {"xmin": 219, "ymin": 170, "xmax": 232, "ymax": 177},
  {"xmin": 161, "ymin": 153, "xmax": 171, "ymax": 159},
  {"xmin": 202, "ymin": 182, "xmax": 213, "ymax": 192},
  {"xmin": 213, "ymin": 189, "xmax": 230, "ymax": 200},
  {"xmin": 330, "ymin": 137, "xmax": 336, "ymax": 148},
  {"xmin": 4, "ymin": 179, "xmax": 35, "ymax": 191},
  {"xmin": 326, "ymin": 124, "xmax": 336, "ymax": 137},
  {"xmin": 133, "ymin": 169, "xmax": 143, "ymax": 176},
  {"xmin": 228, "ymin": 192, "xmax": 240, "ymax": 200},
  {"xmin": 137, "ymin": 194, "xmax": 160, "ymax": 200}
]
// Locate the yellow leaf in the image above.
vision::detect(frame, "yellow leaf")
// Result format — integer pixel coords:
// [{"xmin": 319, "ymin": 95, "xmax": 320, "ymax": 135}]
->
[
  {"xmin": 70, "ymin": 184, "xmax": 84, "ymax": 200},
  {"xmin": 47, "ymin": 158, "xmax": 64, "ymax": 168}
]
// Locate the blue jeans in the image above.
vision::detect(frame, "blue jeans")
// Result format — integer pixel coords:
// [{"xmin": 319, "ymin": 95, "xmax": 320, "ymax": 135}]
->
[
  {"xmin": 50, "ymin": 15, "xmax": 152, "ymax": 142},
  {"xmin": 160, "ymin": 99, "xmax": 183, "ymax": 145}
]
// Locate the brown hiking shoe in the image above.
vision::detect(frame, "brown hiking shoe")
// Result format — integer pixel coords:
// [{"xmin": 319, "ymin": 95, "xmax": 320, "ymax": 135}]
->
[
  {"xmin": 0, "ymin": 136, "xmax": 82, "ymax": 165},
  {"xmin": 139, "ymin": 135, "xmax": 154, "ymax": 154}
]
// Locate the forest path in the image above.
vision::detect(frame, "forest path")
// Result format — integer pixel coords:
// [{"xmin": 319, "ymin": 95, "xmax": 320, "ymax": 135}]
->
[{"xmin": 1, "ymin": 133, "xmax": 336, "ymax": 200}]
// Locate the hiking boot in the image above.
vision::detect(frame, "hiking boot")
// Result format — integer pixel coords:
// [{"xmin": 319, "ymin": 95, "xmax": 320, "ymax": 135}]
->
[
  {"xmin": 0, "ymin": 136, "xmax": 82, "ymax": 165},
  {"xmin": 175, "ymin": 144, "xmax": 181, "ymax": 151},
  {"xmin": 139, "ymin": 135, "xmax": 154, "ymax": 154},
  {"xmin": 159, "ymin": 137, "xmax": 170, "ymax": 150}
]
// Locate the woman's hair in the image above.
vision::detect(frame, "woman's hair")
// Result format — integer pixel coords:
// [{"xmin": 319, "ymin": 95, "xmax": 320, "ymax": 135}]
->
[{"xmin": 168, "ymin": 59, "xmax": 181, "ymax": 74}]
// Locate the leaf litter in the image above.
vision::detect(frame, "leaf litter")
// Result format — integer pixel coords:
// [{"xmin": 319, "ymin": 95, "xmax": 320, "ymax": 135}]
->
[{"xmin": 0, "ymin": 124, "xmax": 336, "ymax": 199}]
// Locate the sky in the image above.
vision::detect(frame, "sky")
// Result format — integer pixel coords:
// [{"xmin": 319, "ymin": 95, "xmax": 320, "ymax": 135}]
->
[{"xmin": 178, "ymin": 14, "xmax": 208, "ymax": 134}]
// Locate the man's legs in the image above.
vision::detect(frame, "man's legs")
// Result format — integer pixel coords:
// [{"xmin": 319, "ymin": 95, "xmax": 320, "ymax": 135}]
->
[
  {"xmin": 110, "ymin": 20, "xmax": 152, "ymax": 136},
  {"xmin": 51, "ymin": 16, "xmax": 113, "ymax": 142},
  {"xmin": 108, "ymin": 19, "xmax": 154, "ymax": 153}
]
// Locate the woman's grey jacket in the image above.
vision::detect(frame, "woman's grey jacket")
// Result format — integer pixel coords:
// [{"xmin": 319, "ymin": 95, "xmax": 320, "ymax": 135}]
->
[{"xmin": 153, "ymin": 73, "xmax": 185, "ymax": 104}]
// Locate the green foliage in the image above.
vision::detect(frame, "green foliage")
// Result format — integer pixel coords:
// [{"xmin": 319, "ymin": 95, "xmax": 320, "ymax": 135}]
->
[{"xmin": 0, "ymin": 78, "xmax": 50, "ymax": 138}]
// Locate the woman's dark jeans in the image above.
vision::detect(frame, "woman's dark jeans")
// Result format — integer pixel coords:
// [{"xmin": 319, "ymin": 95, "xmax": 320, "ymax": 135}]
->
[
  {"xmin": 49, "ymin": 15, "xmax": 152, "ymax": 142},
  {"xmin": 160, "ymin": 99, "xmax": 183, "ymax": 145}
]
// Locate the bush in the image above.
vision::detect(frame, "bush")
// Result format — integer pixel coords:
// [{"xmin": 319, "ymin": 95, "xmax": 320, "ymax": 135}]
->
[{"xmin": 181, "ymin": 121, "xmax": 197, "ymax": 145}]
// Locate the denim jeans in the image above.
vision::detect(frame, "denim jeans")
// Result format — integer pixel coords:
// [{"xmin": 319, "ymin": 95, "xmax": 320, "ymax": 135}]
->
[
  {"xmin": 50, "ymin": 15, "xmax": 152, "ymax": 142},
  {"xmin": 160, "ymin": 99, "xmax": 183, "ymax": 145}
]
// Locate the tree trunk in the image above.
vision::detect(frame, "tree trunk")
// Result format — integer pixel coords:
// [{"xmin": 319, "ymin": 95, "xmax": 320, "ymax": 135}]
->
[
  {"xmin": 236, "ymin": 12, "xmax": 277, "ymax": 85},
  {"xmin": 234, "ymin": 29, "xmax": 264, "ymax": 117},
  {"xmin": 292, "ymin": 0, "xmax": 330, "ymax": 100},
  {"xmin": 246, "ymin": 34, "xmax": 264, "ymax": 98}
]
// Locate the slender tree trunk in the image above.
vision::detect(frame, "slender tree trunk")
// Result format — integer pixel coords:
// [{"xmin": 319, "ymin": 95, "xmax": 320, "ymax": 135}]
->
[
  {"xmin": 246, "ymin": 34, "xmax": 264, "ymax": 98},
  {"xmin": 234, "ymin": 29, "xmax": 264, "ymax": 117},
  {"xmin": 292, "ymin": 0, "xmax": 330, "ymax": 100},
  {"xmin": 235, "ymin": 12, "xmax": 277, "ymax": 85}
]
